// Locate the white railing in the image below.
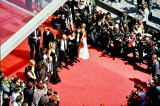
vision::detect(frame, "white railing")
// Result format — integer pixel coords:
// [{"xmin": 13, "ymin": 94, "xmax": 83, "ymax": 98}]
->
[{"xmin": 0, "ymin": 0, "xmax": 67, "ymax": 60}]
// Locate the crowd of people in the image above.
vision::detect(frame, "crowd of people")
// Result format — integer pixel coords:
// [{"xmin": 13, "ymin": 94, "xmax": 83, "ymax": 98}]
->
[
  {"xmin": 1, "ymin": 0, "xmax": 160, "ymax": 106},
  {"xmin": 0, "ymin": 70, "xmax": 60, "ymax": 106},
  {"xmin": 126, "ymin": 76, "xmax": 160, "ymax": 106}
]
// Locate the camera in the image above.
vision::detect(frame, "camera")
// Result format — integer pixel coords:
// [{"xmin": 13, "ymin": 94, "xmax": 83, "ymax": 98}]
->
[{"xmin": 134, "ymin": 84, "xmax": 141, "ymax": 90}]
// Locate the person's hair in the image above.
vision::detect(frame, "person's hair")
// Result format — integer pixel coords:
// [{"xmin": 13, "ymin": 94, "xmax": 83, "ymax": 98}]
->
[
  {"xmin": 30, "ymin": 59, "xmax": 35, "ymax": 66},
  {"xmin": 98, "ymin": 10, "xmax": 102, "ymax": 16},
  {"xmin": 51, "ymin": 94, "xmax": 58, "ymax": 101},
  {"xmin": 27, "ymin": 81, "xmax": 34, "ymax": 89},
  {"xmin": 152, "ymin": 54, "xmax": 157, "ymax": 60},
  {"xmin": 16, "ymin": 95, "xmax": 22, "ymax": 102},
  {"xmin": 107, "ymin": 12, "xmax": 111, "ymax": 16},
  {"xmin": 36, "ymin": 82, "xmax": 44, "ymax": 90},
  {"xmin": 13, "ymin": 77, "xmax": 20, "ymax": 83},
  {"xmin": 81, "ymin": 23, "xmax": 86, "ymax": 29},
  {"xmin": 137, "ymin": 19, "xmax": 142, "ymax": 25},
  {"xmin": 44, "ymin": 27, "xmax": 49, "ymax": 31},
  {"xmin": 40, "ymin": 47, "xmax": 47, "ymax": 54},
  {"xmin": 37, "ymin": 61, "xmax": 44, "ymax": 69},
  {"xmin": 49, "ymin": 42, "xmax": 56, "ymax": 50},
  {"xmin": 0, "ymin": 70, "xmax": 3, "ymax": 75},
  {"xmin": 14, "ymin": 86, "xmax": 21, "ymax": 92},
  {"xmin": 47, "ymin": 89, "xmax": 53, "ymax": 96},
  {"xmin": 27, "ymin": 65, "xmax": 32, "ymax": 71},
  {"xmin": 1, "ymin": 75, "xmax": 6, "ymax": 80},
  {"xmin": 143, "ymin": 2, "xmax": 148, "ymax": 9}
]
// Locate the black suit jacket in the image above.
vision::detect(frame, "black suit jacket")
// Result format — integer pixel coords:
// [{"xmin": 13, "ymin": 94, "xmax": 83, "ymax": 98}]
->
[
  {"xmin": 60, "ymin": 38, "xmax": 68, "ymax": 51},
  {"xmin": 42, "ymin": 31, "xmax": 54, "ymax": 48},
  {"xmin": 28, "ymin": 29, "xmax": 41, "ymax": 45},
  {"xmin": 75, "ymin": 31, "xmax": 82, "ymax": 45}
]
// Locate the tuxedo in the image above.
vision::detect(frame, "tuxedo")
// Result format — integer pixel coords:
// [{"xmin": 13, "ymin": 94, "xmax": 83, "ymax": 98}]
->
[
  {"xmin": 75, "ymin": 31, "xmax": 82, "ymax": 45},
  {"xmin": 42, "ymin": 31, "xmax": 54, "ymax": 48},
  {"xmin": 136, "ymin": 38, "xmax": 144, "ymax": 64},
  {"xmin": 75, "ymin": 31, "xmax": 82, "ymax": 58},
  {"xmin": 28, "ymin": 29, "xmax": 41, "ymax": 59},
  {"xmin": 59, "ymin": 39, "xmax": 69, "ymax": 68},
  {"xmin": 68, "ymin": 37, "xmax": 76, "ymax": 65}
]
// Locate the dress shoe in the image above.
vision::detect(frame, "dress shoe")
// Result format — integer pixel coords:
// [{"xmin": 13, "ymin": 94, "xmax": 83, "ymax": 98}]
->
[
  {"xmin": 65, "ymin": 66, "xmax": 69, "ymax": 70},
  {"xmin": 70, "ymin": 63, "xmax": 74, "ymax": 66},
  {"xmin": 59, "ymin": 66, "xmax": 62, "ymax": 69},
  {"xmin": 76, "ymin": 59, "xmax": 80, "ymax": 62},
  {"xmin": 73, "ymin": 60, "xmax": 77, "ymax": 63}
]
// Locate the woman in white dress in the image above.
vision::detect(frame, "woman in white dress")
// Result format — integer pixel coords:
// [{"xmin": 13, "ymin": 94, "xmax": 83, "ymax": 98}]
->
[{"xmin": 78, "ymin": 23, "xmax": 89, "ymax": 60}]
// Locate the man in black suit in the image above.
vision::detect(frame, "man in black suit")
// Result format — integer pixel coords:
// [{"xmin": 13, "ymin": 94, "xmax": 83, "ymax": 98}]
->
[
  {"xmin": 59, "ymin": 34, "xmax": 69, "ymax": 70},
  {"xmin": 42, "ymin": 27, "xmax": 54, "ymax": 49},
  {"xmin": 151, "ymin": 54, "xmax": 159, "ymax": 78},
  {"xmin": 28, "ymin": 27, "xmax": 41, "ymax": 59},
  {"xmin": 147, "ymin": 41, "xmax": 157, "ymax": 69},
  {"xmin": 137, "ymin": 0, "xmax": 142, "ymax": 10},
  {"xmin": 75, "ymin": 28, "xmax": 82, "ymax": 61}
]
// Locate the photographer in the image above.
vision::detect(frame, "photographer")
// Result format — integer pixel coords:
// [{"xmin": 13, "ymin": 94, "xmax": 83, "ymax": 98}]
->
[
  {"xmin": 11, "ymin": 86, "xmax": 24, "ymax": 106},
  {"xmin": 126, "ymin": 84, "xmax": 146, "ymax": 106},
  {"xmin": 147, "ymin": 77, "xmax": 159, "ymax": 106},
  {"xmin": 44, "ymin": 92, "xmax": 60, "ymax": 106},
  {"xmin": 138, "ymin": 87, "xmax": 146, "ymax": 106},
  {"xmin": 10, "ymin": 77, "xmax": 25, "ymax": 93},
  {"xmin": 155, "ymin": 79, "xmax": 160, "ymax": 106}
]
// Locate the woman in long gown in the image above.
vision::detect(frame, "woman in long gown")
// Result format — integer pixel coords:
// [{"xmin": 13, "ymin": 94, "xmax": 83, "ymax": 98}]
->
[
  {"xmin": 48, "ymin": 42, "xmax": 61, "ymax": 84},
  {"xmin": 78, "ymin": 23, "xmax": 89, "ymax": 60}
]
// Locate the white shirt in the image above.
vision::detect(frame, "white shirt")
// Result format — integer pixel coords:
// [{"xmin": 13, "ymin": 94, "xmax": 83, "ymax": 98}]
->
[
  {"xmin": 12, "ymin": 92, "xmax": 20, "ymax": 106},
  {"xmin": 77, "ymin": 33, "xmax": 80, "ymax": 42},
  {"xmin": 142, "ymin": 8, "xmax": 149, "ymax": 22},
  {"xmin": 60, "ymin": 39, "xmax": 67, "ymax": 51},
  {"xmin": 46, "ymin": 31, "xmax": 50, "ymax": 36}
]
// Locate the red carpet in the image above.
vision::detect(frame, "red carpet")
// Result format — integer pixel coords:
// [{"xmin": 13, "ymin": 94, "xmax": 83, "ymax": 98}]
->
[
  {"xmin": 0, "ymin": 1, "xmax": 33, "ymax": 45},
  {"xmin": 1, "ymin": 18, "xmax": 152, "ymax": 106},
  {"xmin": 7, "ymin": 0, "xmax": 42, "ymax": 12}
]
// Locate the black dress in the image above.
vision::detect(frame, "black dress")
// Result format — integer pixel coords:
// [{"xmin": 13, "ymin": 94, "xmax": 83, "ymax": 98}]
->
[
  {"xmin": 50, "ymin": 72, "xmax": 61, "ymax": 84},
  {"xmin": 50, "ymin": 52, "xmax": 58, "ymax": 72},
  {"xmin": 50, "ymin": 51, "xmax": 61, "ymax": 84}
]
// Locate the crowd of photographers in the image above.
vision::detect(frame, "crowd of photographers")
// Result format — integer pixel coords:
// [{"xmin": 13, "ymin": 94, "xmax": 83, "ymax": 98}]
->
[{"xmin": 126, "ymin": 76, "xmax": 160, "ymax": 106}]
